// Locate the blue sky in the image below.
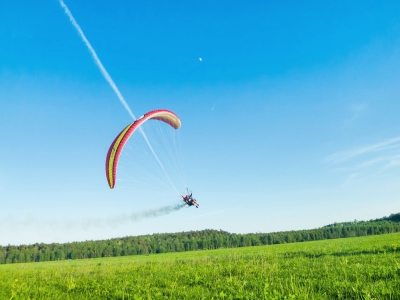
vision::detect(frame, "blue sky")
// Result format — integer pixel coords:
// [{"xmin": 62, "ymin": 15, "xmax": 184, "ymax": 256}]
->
[{"xmin": 1, "ymin": 1, "xmax": 400, "ymax": 245}]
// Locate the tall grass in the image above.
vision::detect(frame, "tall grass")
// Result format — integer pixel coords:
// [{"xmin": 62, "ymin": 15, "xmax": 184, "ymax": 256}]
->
[{"xmin": 1, "ymin": 233, "xmax": 399, "ymax": 299}]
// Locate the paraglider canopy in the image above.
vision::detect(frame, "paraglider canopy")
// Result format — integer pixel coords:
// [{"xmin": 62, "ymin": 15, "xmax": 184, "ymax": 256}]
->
[{"xmin": 105, "ymin": 109, "xmax": 181, "ymax": 189}]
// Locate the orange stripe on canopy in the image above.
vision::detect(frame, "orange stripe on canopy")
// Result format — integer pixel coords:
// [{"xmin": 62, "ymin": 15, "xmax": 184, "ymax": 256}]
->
[{"xmin": 105, "ymin": 109, "xmax": 181, "ymax": 189}]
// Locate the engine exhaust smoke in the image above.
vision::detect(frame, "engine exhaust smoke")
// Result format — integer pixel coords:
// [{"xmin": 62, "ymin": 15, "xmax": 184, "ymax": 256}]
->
[{"xmin": 6, "ymin": 203, "xmax": 187, "ymax": 231}]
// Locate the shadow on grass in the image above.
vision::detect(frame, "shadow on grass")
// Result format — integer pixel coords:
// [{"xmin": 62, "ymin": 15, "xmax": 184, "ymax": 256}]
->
[{"xmin": 282, "ymin": 245, "xmax": 400, "ymax": 259}]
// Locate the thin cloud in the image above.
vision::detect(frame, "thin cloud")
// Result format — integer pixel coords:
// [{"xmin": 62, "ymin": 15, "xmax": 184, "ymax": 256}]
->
[
  {"xmin": 327, "ymin": 136, "xmax": 400, "ymax": 164},
  {"xmin": 328, "ymin": 136, "xmax": 400, "ymax": 183}
]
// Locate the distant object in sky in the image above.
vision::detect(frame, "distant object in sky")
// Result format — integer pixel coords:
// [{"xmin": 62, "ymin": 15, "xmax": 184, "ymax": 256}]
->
[{"xmin": 199, "ymin": 57, "xmax": 202, "ymax": 62}]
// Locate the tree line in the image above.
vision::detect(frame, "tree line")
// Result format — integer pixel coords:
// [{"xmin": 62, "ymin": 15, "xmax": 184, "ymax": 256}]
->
[{"xmin": 1, "ymin": 213, "xmax": 399, "ymax": 265}]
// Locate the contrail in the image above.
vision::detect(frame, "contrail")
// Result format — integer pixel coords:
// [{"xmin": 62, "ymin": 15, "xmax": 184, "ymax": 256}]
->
[
  {"xmin": 59, "ymin": 0, "xmax": 135, "ymax": 120},
  {"xmin": 59, "ymin": 0, "xmax": 179, "ymax": 194}
]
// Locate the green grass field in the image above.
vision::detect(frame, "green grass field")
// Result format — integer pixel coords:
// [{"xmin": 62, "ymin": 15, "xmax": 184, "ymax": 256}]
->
[{"xmin": 1, "ymin": 233, "xmax": 399, "ymax": 299}]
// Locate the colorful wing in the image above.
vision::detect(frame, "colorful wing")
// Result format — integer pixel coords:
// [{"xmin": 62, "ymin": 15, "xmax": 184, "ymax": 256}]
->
[{"xmin": 105, "ymin": 109, "xmax": 181, "ymax": 189}]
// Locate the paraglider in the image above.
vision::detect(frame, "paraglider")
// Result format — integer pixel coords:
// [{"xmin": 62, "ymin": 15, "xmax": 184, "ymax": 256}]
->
[
  {"xmin": 105, "ymin": 109, "xmax": 181, "ymax": 189},
  {"xmin": 181, "ymin": 188, "xmax": 199, "ymax": 208},
  {"xmin": 105, "ymin": 109, "xmax": 200, "ymax": 208}
]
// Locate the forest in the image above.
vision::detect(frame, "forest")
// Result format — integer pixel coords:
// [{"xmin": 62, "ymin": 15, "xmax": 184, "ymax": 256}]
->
[{"xmin": 1, "ymin": 213, "xmax": 399, "ymax": 264}]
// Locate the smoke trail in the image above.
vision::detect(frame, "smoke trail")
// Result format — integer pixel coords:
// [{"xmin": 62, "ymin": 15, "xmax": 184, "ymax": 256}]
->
[
  {"xmin": 125, "ymin": 203, "xmax": 185, "ymax": 222},
  {"xmin": 58, "ymin": 0, "xmax": 179, "ymax": 194},
  {"xmin": 81, "ymin": 203, "xmax": 186, "ymax": 228},
  {"xmin": 6, "ymin": 203, "xmax": 186, "ymax": 230}
]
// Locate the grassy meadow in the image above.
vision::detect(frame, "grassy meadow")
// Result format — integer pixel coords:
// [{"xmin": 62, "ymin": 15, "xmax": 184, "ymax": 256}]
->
[{"xmin": 1, "ymin": 233, "xmax": 399, "ymax": 299}]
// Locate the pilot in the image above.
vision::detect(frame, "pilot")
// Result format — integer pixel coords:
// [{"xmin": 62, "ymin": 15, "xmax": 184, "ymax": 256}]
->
[{"xmin": 181, "ymin": 194, "xmax": 190, "ymax": 204}]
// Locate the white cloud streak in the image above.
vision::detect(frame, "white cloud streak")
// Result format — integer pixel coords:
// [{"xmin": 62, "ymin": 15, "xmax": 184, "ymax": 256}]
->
[
  {"xmin": 327, "ymin": 136, "xmax": 400, "ymax": 164},
  {"xmin": 328, "ymin": 136, "xmax": 400, "ymax": 183}
]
